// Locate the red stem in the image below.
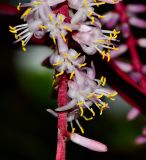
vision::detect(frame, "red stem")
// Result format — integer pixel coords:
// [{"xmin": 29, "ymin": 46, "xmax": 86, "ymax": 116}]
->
[
  {"xmin": 56, "ymin": 74, "xmax": 68, "ymax": 160},
  {"xmin": 115, "ymin": 2, "xmax": 146, "ymax": 92}
]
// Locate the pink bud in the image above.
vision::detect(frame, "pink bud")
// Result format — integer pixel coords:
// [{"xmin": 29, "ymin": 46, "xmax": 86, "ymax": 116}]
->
[
  {"xmin": 129, "ymin": 17, "xmax": 146, "ymax": 28},
  {"xmin": 127, "ymin": 108, "xmax": 140, "ymax": 121},
  {"xmin": 137, "ymin": 38, "xmax": 146, "ymax": 48},
  {"xmin": 70, "ymin": 133, "xmax": 108, "ymax": 152},
  {"xmin": 126, "ymin": 4, "xmax": 146, "ymax": 13},
  {"xmin": 135, "ymin": 136, "xmax": 146, "ymax": 145}
]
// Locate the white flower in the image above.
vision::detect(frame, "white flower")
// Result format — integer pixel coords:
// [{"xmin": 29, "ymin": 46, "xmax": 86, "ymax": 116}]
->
[
  {"xmin": 9, "ymin": 19, "xmax": 45, "ymax": 51},
  {"xmin": 45, "ymin": 13, "xmax": 78, "ymax": 45},
  {"xmin": 56, "ymin": 63, "xmax": 117, "ymax": 116},
  {"xmin": 73, "ymin": 25, "xmax": 119, "ymax": 61},
  {"xmin": 49, "ymin": 48, "xmax": 86, "ymax": 79}
]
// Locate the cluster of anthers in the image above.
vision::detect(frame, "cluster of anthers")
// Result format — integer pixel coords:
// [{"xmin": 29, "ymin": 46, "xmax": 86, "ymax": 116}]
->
[{"xmin": 9, "ymin": 0, "xmax": 121, "ymax": 153}]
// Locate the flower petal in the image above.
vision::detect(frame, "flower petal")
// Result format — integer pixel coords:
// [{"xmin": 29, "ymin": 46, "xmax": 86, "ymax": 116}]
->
[
  {"xmin": 70, "ymin": 133, "xmax": 108, "ymax": 152},
  {"xmin": 137, "ymin": 38, "xmax": 146, "ymax": 48},
  {"xmin": 55, "ymin": 99, "xmax": 77, "ymax": 111}
]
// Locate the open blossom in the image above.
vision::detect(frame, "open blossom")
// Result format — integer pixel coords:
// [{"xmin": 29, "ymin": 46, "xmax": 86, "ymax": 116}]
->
[
  {"xmin": 56, "ymin": 64, "xmax": 117, "ymax": 115},
  {"xmin": 73, "ymin": 24, "xmax": 119, "ymax": 60},
  {"xmin": 49, "ymin": 49, "xmax": 86, "ymax": 79}
]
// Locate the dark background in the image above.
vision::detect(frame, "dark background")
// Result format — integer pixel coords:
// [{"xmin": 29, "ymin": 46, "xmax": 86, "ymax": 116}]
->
[{"xmin": 0, "ymin": 0, "xmax": 146, "ymax": 160}]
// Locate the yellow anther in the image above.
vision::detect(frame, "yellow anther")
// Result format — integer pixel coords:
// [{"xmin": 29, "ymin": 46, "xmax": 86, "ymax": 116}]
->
[
  {"xmin": 110, "ymin": 92, "xmax": 118, "ymax": 97},
  {"xmin": 113, "ymin": 29, "xmax": 120, "ymax": 35},
  {"xmin": 64, "ymin": 26, "xmax": 72, "ymax": 32},
  {"xmin": 17, "ymin": 3, "xmax": 21, "ymax": 11},
  {"xmin": 80, "ymin": 126, "xmax": 84, "ymax": 134},
  {"xmin": 79, "ymin": 106, "xmax": 84, "ymax": 117},
  {"xmin": 96, "ymin": 2, "xmax": 106, "ymax": 7},
  {"xmin": 9, "ymin": 30, "xmax": 17, "ymax": 34},
  {"xmin": 88, "ymin": 10, "xmax": 93, "ymax": 17},
  {"xmin": 48, "ymin": 14, "xmax": 54, "ymax": 22},
  {"xmin": 71, "ymin": 128, "xmax": 76, "ymax": 133},
  {"xmin": 62, "ymin": 52, "xmax": 69, "ymax": 57},
  {"xmin": 9, "ymin": 26, "xmax": 16, "ymax": 30},
  {"xmin": 90, "ymin": 108, "xmax": 95, "ymax": 117},
  {"xmin": 112, "ymin": 46, "xmax": 119, "ymax": 51},
  {"xmin": 93, "ymin": 0, "xmax": 97, "ymax": 2},
  {"xmin": 96, "ymin": 93, "xmax": 104, "ymax": 99},
  {"xmin": 39, "ymin": 25, "xmax": 47, "ymax": 29},
  {"xmin": 98, "ymin": 15, "xmax": 105, "ymax": 19},
  {"xmin": 83, "ymin": 116, "xmax": 93, "ymax": 121},
  {"xmin": 97, "ymin": 39, "xmax": 105, "ymax": 43},
  {"xmin": 52, "ymin": 35, "xmax": 56, "ymax": 45},
  {"xmin": 15, "ymin": 34, "xmax": 18, "ymax": 40},
  {"xmin": 56, "ymin": 71, "xmax": 64, "ymax": 77},
  {"xmin": 106, "ymin": 51, "xmax": 110, "ymax": 62},
  {"xmin": 86, "ymin": 93, "xmax": 94, "ymax": 99},
  {"xmin": 100, "ymin": 50, "xmax": 106, "ymax": 60},
  {"xmin": 70, "ymin": 71, "xmax": 75, "ymax": 80},
  {"xmin": 52, "ymin": 79, "xmax": 56, "ymax": 87},
  {"xmin": 100, "ymin": 76, "xmax": 106, "ymax": 86},
  {"xmin": 91, "ymin": 16, "xmax": 95, "ymax": 24},
  {"xmin": 22, "ymin": 47, "xmax": 27, "ymax": 52},
  {"xmin": 83, "ymin": 0, "xmax": 88, "ymax": 8},
  {"xmin": 21, "ymin": 40, "xmax": 25, "ymax": 47},
  {"xmin": 53, "ymin": 61, "xmax": 62, "ymax": 66},
  {"xmin": 77, "ymin": 101, "xmax": 84, "ymax": 106},
  {"xmin": 59, "ymin": 14, "xmax": 64, "ymax": 23},
  {"xmin": 79, "ymin": 63, "xmax": 87, "ymax": 68},
  {"xmin": 72, "ymin": 53, "xmax": 81, "ymax": 59},
  {"xmin": 33, "ymin": 1, "xmax": 41, "ymax": 5},
  {"xmin": 100, "ymin": 103, "xmax": 108, "ymax": 115},
  {"xmin": 61, "ymin": 33, "xmax": 66, "ymax": 42},
  {"xmin": 21, "ymin": 8, "xmax": 32, "ymax": 19}
]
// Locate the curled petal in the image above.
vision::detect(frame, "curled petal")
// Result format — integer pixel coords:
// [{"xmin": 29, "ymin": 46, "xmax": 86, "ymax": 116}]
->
[
  {"xmin": 126, "ymin": 4, "xmax": 146, "ymax": 13},
  {"xmin": 127, "ymin": 108, "xmax": 140, "ymax": 121},
  {"xmin": 80, "ymin": 44, "xmax": 96, "ymax": 55},
  {"xmin": 55, "ymin": 99, "xmax": 77, "ymax": 111},
  {"xmin": 137, "ymin": 38, "xmax": 146, "ymax": 48},
  {"xmin": 71, "ymin": 9, "xmax": 86, "ymax": 24},
  {"xmin": 87, "ymin": 62, "xmax": 96, "ymax": 79},
  {"xmin": 70, "ymin": 133, "xmax": 108, "ymax": 152},
  {"xmin": 129, "ymin": 17, "xmax": 146, "ymax": 28}
]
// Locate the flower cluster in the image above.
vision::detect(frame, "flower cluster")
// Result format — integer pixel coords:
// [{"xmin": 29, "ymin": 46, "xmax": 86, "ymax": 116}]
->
[{"xmin": 10, "ymin": 0, "xmax": 120, "ymax": 156}]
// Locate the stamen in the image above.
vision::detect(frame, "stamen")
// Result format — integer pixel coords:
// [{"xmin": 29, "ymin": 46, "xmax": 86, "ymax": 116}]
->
[
  {"xmin": 17, "ymin": 3, "xmax": 21, "ymax": 11},
  {"xmin": 21, "ymin": 8, "xmax": 32, "ymax": 19},
  {"xmin": 79, "ymin": 106, "xmax": 84, "ymax": 117},
  {"xmin": 75, "ymin": 120, "xmax": 84, "ymax": 134},
  {"xmin": 70, "ymin": 71, "xmax": 75, "ymax": 79},
  {"xmin": 64, "ymin": 26, "xmax": 72, "ymax": 32},
  {"xmin": 52, "ymin": 35, "xmax": 56, "ymax": 45},
  {"xmin": 83, "ymin": 116, "xmax": 93, "ymax": 121},
  {"xmin": 53, "ymin": 61, "xmax": 62, "ymax": 66},
  {"xmin": 56, "ymin": 71, "xmax": 64, "ymax": 77},
  {"xmin": 79, "ymin": 63, "xmax": 87, "ymax": 68},
  {"xmin": 61, "ymin": 33, "xmax": 66, "ymax": 42}
]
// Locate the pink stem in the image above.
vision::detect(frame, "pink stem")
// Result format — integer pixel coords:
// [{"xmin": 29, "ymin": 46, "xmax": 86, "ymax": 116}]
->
[
  {"xmin": 56, "ymin": 74, "xmax": 68, "ymax": 160},
  {"xmin": 115, "ymin": 2, "xmax": 146, "ymax": 92},
  {"xmin": 55, "ymin": 2, "xmax": 70, "ymax": 160}
]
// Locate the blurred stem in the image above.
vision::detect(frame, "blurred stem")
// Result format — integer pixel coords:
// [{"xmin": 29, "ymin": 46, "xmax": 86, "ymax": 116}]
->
[{"xmin": 116, "ymin": 2, "xmax": 146, "ymax": 93}]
